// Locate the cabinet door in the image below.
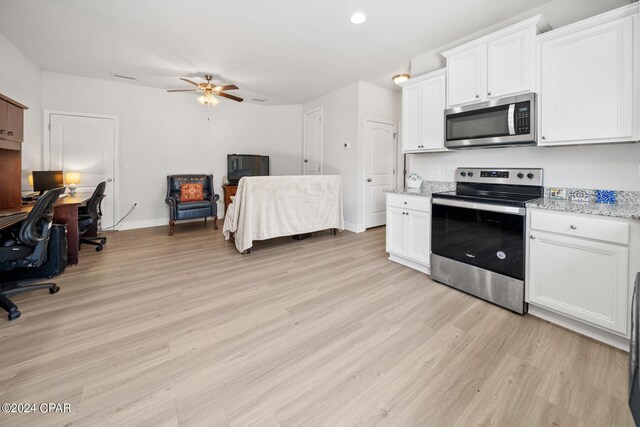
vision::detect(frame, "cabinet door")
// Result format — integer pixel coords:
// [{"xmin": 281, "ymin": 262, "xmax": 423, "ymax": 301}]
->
[
  {"xmin": 539, "ymin": 16, "xmax": 634, "ymax": 144},
  {"xmin": 487, "ymin": 28, "xmax": 532, "ymax": 98},
  {"xmin": 0, "ymin": 100, "xmax": 7, "ymax": 140},
  {"xmin": 405, "ymin": 209, "xmax": 431, "ymax": 265},
  {"xmin": 401, "ymin": 83, "xmax": 422, "ymax": 151},
  {"xmin": 421, "ymin": 74, "xmax": 446, "ymax": 151},
  {"xmin": 529, "ymin": 231, "xmax": 629, "ymax": 335},
  {"xmin": 446, "ymin": 45, "xmax": 486, "ymax": 107},
  {"xmin": 5, "ymin": 103, "xmax": 23, "ymax": 143},
  {"xmin": 386, "ymin": 206, "xmax": 407, "ymax": 256}
]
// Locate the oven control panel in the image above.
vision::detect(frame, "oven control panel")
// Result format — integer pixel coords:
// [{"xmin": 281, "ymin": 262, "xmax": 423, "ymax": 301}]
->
[{"xmin": 456, "ymin": 168, "xmax": 543, "ymax": 186}]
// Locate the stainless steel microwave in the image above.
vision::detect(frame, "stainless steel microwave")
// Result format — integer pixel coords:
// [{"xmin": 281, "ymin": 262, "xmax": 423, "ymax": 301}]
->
[{"xmin": 445, "ymin": 93, "xmax": 536, "ymax": 149}]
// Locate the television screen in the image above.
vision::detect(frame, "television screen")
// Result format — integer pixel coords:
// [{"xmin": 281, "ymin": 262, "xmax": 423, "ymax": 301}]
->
[{"xmin": 227, "ymin": 155, "xmax": 269, "ymax": 184}]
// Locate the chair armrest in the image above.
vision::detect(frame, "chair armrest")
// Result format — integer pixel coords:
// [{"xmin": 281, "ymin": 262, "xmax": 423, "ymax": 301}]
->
[
  {"xmin": 165, "ymin": 195, "xmax": 178, "ymax": 207},
  {"xmin": 211, "ymin": 193, "xmax": 220, "ymax": 203}
]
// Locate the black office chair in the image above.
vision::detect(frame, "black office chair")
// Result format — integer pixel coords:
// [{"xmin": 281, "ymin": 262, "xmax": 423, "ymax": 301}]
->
[
  {"xmin": 0, "ymin": 188, "xmax": 64, "ymax": 320},
  {"xmin": 79, "ymin": 181, "xmax": 107, "ymax": 251}
]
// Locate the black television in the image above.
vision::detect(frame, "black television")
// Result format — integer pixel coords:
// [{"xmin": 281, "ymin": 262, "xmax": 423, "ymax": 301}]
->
[{"xmin": 227, "ymin": 154, "xmax": 269, "ymax": 184}]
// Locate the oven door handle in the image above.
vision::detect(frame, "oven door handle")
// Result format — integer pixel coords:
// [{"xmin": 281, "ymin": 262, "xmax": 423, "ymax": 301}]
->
[{"xmin": 432, "ymin": 198, "xmax": 526, "ymax": 216}]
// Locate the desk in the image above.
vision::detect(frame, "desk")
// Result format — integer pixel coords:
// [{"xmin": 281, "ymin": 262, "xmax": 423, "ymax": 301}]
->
[{"xmin": 0, "ymin": 192, "xmax": 93, "ymax": 265}]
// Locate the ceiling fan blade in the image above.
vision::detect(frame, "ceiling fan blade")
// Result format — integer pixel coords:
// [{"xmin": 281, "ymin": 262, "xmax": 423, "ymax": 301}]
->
[
  {"xmin": 216, "ymin": 92, "xmax": 244, "ymax": 102},
  {"xmin": 179, "ymin": 78, "xmax": 201, "ymax": 87},
  {"xmin": 167, "ymin": 89, "xmax": 199, "ymax": 92},
  {"xmin": 215, "ymin": 85, "xmax": 239, "ymax": 91}
]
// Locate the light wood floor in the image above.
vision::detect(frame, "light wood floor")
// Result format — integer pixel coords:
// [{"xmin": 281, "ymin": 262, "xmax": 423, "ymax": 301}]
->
[{"xmin": 0, "ymin": 223, "xmax": 634, "ymax": 426}]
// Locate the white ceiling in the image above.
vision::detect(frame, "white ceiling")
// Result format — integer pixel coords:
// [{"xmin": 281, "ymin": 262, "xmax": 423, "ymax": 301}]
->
[{"xmin": 0, "ymin": 0, "xmax": 563, "ymax": 104}]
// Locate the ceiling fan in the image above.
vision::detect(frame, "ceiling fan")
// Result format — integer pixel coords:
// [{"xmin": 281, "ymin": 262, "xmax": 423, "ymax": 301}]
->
[{"xmin": 167, "ymin": 74, "xmax": 243, "ymax": 104}]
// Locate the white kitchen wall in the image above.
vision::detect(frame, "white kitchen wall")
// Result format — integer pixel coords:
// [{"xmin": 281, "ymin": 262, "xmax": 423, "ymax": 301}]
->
[
  {"xmin": 409, "ymin": 143, "xmax": 640, "ymax": 191},
  {"xmin": 303, "ymin": 83, "xmax": 359, "ymax": 229},
  {"xmin": 303, "ymin": 81, "xmax": 401, "ymax": 232},
  {"xmin": 40, "ymin": 71, "xmax": 302, "ymax": 229},
  {"xmin": 0, "ymin": 33, "xmax": 42, "ymax": 178}
]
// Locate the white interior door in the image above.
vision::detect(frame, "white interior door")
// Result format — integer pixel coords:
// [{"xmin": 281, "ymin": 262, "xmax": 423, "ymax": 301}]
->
[
  {"xmin": 48, "ymin": 113, "xmax": 116, "ymax": 229},
  {"xmin": 303, "ymin": 109, "xmax": 322, "ymax": 175},
  {"xmin": 365, "ymin": 120, "xmax": 396, "ymax": 228}
]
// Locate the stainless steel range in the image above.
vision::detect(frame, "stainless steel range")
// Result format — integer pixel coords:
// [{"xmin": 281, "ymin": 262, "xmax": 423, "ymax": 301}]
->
[{"xmin": 430, "ymin": 168, "xmax": 544, "ymax": 314}]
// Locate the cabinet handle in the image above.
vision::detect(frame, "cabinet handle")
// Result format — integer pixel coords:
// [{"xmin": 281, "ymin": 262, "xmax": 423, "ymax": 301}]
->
[
  {"xmin": 541, "ymin": 136, "xmax": 546, "ymax": 140},
  {"xmin": 304, "ymin": 159, "xmax": 308, "ymax": 163},
  {"xmin": 475, "ymin": 94, "xmax": 480, "ymax": 99},
  {"xmin": 488, "ymin": 92, "xmax": 491, "ymax": 96},
  {"xmin": 570, "ymin": 225, "xmax": 577, "ymax": 230},
  {"xmin": 0, "ymin": 130, "xmax": 5, "ymax": 134},
  {"xmin": 7, "ymin": 131, "xmax": 13, "ymax": 136},
  {"xmin": 367, "ymin": 178, "xmax": 372, "ymax": 182},
  {"xmin": 530, "ymin": 235, "xmax": 535, "ymax": 239},
  {"xmin": 403, "ymin": 201, "xmax": 407, "ymax": 205}
]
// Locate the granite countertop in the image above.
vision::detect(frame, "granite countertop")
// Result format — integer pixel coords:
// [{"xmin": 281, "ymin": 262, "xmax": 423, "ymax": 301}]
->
[
  {"xmin": 385, "ymin": 181, "xmax": 455, "ymax": 198},
  {"xmin": 526, "ymin": 197, "xmax": 640, "ymax": 220}
]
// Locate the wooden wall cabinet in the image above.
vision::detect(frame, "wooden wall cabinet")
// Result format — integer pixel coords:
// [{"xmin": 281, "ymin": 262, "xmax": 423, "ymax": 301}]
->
[{"xmin": 0, "ymin": 93, "xmax": 28, "ymax": 209}]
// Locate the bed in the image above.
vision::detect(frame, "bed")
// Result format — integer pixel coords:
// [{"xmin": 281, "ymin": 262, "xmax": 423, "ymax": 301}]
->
[{"xmin": 222, "ymin": 175, "xmax": 344, "ymax": 253}]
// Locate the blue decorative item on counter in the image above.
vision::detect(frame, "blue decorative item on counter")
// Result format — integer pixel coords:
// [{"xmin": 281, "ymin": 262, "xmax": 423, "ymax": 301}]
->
[{"xmin": 596, "ymin": 190, "xmax": 616, "ymax": 204}]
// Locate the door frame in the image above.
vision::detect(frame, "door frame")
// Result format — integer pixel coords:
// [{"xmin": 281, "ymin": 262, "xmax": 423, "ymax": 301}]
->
[
  {"xmin": 302, "ymin": 107, "xmax": 323, "ymax": 175},
  {"xmin": 43, "ymin": 110, "xmax": 120, "ymax": 229},
  {"xmin": 361, "ymin": 117, "xmax": 398, "ymax": 229}
]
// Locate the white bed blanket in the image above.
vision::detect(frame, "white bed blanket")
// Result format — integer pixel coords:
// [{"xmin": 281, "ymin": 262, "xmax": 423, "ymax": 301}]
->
[{"xmin": 222, "ymin": 175, "xmax": 344, "ymax": 253}]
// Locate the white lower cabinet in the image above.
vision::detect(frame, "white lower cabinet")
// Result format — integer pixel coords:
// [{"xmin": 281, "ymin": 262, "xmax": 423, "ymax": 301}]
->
[
  {"xmin": 527, "ymin": 209, "xmax": 632, "ymax": 341},
  {"xmin": 386, "ymin": 193, "xmax": 431, "ymax": 273}
]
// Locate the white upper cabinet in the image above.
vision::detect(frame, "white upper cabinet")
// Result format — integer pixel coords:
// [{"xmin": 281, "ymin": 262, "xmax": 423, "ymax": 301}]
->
[
  {"xmin": 401, "ymin": 68, "xmax": 447, "ymax": 153},
  {"xmin": 487, "ymin": 29, "xmax": 533, "ymax": 98},
  {"xmin": 443, "ymin": 16, "xmax": 548, "ymax": 108},
  {"xmin": 446, "ymin": 46, "xmax": 485, "ymax": 106},
  {"xmin": 538, "ymin": 8, "xmax": 637, "ymax": 145},
  {"xmin": 401, "ymin": 83, "xmax": 422, "ymax": 151}
]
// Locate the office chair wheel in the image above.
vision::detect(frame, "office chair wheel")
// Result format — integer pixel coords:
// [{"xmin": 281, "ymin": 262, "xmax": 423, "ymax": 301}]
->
[
  {"xmin": 96, "ymin": 245, "xmax": 103, "ymax": 252},
  {"xmin": 7, "ymin": 310, "xmax": 21, "ymax": 321},
  {"xmin": 49, "ymin": 285, "xmax": 60, "ymax": 294}
]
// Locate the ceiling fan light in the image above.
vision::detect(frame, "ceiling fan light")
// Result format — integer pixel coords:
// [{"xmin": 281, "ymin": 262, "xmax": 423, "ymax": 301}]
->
[
  {"xmin": 197, "ymin": 95, "xmax": 206, "ymax": 104},
  {"xmin": 392, "ymin": 73, "xmax": 411, "ymax": 85}
]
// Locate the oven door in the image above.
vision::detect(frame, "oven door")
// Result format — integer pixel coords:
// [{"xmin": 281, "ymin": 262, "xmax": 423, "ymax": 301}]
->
[
  {"xmin": 445, "ymin": 93, "xmax": 535, "ymax": 149},
  {"xmin": 431, "ymin": 199, "xmax": 526, "ymax": 280}
]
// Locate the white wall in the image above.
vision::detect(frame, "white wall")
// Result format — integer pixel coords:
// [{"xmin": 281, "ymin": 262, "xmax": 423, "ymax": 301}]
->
[
  {"xmin": 40, "ymin": 71, "xmax": 302, "ymax": 229},
  {"xmin": 409, "ymin": 143, "xmax": 640, "ymax": 191},
  {"xmin": 0, "ymin": 33, "xmax": 42, "ymax": 181},
  {"xmin": 303, "ymin": 83, "xmax": 359, "ymax": 229},
  {"xmin": 303, "ymin": 81, "xmax": 401, "ymax": 232}
]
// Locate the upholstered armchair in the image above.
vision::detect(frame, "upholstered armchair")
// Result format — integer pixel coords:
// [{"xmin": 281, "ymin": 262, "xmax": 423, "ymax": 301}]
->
[{"xmin": 165, "ymin": 174, "xmax": 219, "ymax": 236}]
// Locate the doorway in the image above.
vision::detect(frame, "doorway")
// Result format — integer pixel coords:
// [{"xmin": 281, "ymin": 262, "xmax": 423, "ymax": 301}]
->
[
  {"xmin": 364, "ymin": 120, "xmax": 397, "ymax": 228},
  {"xmin": 303, "ymin": 108, "xmax": 323, "ymax": 175},
  {"xmin": 45, "ymin": 112, "xmax": 117, "ymax": 230}
]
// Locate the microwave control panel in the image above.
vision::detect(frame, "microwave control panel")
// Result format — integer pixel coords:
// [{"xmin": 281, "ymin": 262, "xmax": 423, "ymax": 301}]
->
[{"xmin": 515, "ymin": 102, "xmax": 530, "ymax": 134}]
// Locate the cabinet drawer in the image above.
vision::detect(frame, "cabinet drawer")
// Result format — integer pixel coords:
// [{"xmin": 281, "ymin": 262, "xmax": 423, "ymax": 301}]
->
[
  {"xmin": 387, "ymin": 193, "xmax": 430, "ymax": 212},
  {"xmin": 530, "ymin": 210, "xmax": 629, "ymax": 245}
]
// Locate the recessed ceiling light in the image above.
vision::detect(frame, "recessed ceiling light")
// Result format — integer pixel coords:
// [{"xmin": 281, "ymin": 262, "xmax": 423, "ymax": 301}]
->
[
  {"xmin": 392, "ymin": 74, "xmax": 411, "ymax": 85},
  {"xmin": 350, "ymin": 12, "xmax": 366, "ymax": 25}
]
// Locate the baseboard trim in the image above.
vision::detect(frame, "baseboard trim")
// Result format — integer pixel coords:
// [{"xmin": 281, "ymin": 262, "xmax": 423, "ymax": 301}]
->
[
  {"xmin": 344, "ymin": 222, "xmax": 366, "ymax": 233},
  {"xmin": 528, "ymin": 304, "xmax": 629, "ymax": 351},
  {"xmin": 388, "ymin": 254, "xmax": 430, "ymax": 275},
  {"xmin": 117, "ymin": 216, "xmax": 224, "ymax": 231}
]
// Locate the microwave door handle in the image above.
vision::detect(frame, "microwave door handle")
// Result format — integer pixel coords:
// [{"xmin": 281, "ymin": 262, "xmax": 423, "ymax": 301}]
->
[{"xmin": 508, "ymin": 104, "xmax": 516, "ymax": 135}]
